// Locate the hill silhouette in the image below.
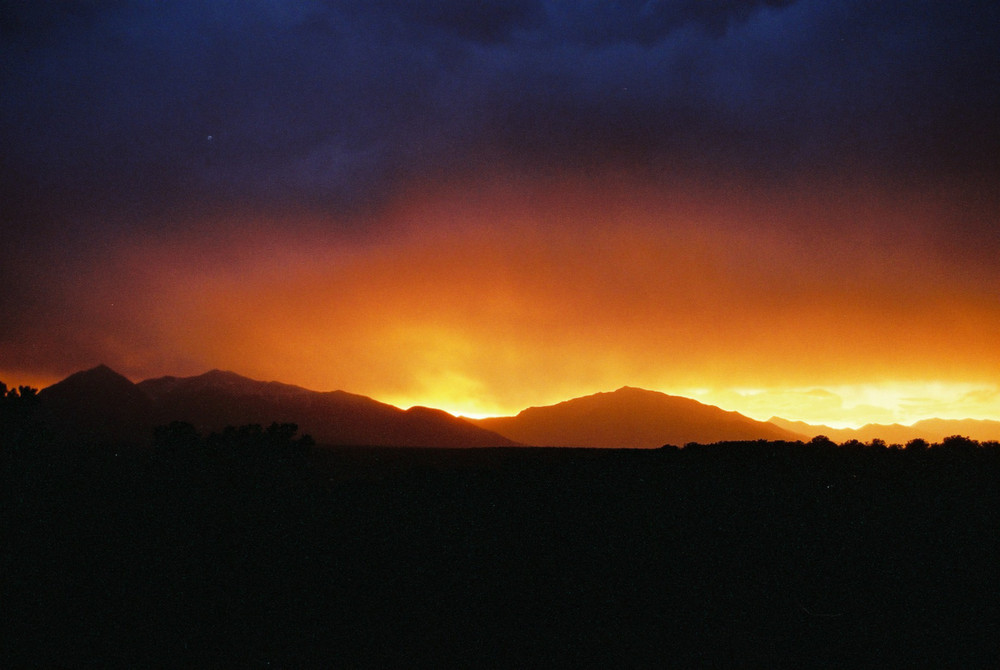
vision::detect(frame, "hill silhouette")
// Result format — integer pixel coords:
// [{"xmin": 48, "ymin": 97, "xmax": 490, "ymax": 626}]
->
[
  {"xmin": 29, "ymin": 366, "xmax": 516, "ymax": 447},
  {"xmin": 473, "ymin": 386, "xmax": 805, "ymax": 447},
  {"xmin": 138, "ymin": 369, "xmax": 518, "ymax": 447},
  {"xmin": 37, "ymin": 364, "xmax": 154, "ymax": 444},
  {"xmin": 21, "ymin": 367, "xmax": 999, "ymax": 448},
  {"xmin": 770, "ymin": 416, "xmax": 1000, "ymax": 444}
]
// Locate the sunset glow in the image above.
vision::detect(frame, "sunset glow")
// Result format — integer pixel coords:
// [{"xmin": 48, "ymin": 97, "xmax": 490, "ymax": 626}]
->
[
  {"xmin": 6, "ymin": 175, "xmax": 998, "ymax": 428},
  {"xmin": 3, "ymin": 2, "xmax": 997, "ymax": 431}
]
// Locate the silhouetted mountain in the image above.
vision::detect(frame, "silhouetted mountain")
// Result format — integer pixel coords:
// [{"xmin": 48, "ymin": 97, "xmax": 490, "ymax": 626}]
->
[
  {"xmin": 37, "ymin": 364, "xmax": 153, "ymax": 444},
  {"xmin": 137, "ymin": 370, "xmax": 517, "ymax": 447},
  {"xmin": 473, "ymin": 386, "xmax": 805, "ymax": 448},
  {"xmin": 31, "ymin": 366, "xmax": 998, "ymax": 449},
  {"xmin": 769, "ymin": 416, "xmax": 1000, "ymax": 443}
]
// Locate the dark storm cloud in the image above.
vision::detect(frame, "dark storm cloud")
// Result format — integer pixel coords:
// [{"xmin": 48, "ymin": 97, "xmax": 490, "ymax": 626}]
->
[{"xmin": 1, "ymin": 0, "xmax": 998, "ymax": 234}]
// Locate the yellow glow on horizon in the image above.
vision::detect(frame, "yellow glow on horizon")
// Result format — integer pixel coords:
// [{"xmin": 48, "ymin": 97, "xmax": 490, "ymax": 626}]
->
[
  {"xmin": 0, "ymin": 369, "xmax": 64, "ymax": 394},
  {"xmin": 392, "ymin": 400, "xmax": 499, "ymax": 421},
  {"xmin": 375, "ymin": 381, "xmax": 1000, "ymax": 429},
  {"xmin": 686, "ymin": 382, "xmax": 1000, "ymax": 429},
  {"xmin": 10, "ymin": 173, "xmax": 999, "ymax": 434}
]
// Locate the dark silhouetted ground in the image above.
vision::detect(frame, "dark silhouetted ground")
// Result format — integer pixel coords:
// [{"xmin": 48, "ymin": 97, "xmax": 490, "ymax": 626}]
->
[{"xmin": 3, "ymin": 437, "xmax": 997, "ymax": 667}]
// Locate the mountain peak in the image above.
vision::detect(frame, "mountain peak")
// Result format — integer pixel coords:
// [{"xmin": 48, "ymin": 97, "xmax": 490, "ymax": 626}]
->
[
  {"xmin": 476, "ymin": 387, "xmax": 802, "ymax": 448},
  {"xmin": 38, "ymin": 365, "xmax": 152, "ymax": 443},
  {"xmin": 609, "ymin": 385, "xmax": 671, "ymax": 398},
  {"xmin": 593, "ymin": 386, "xmax": 654, "ymax": 395},
  {"xmin": 45, "ymin": 364, "xmax": 134, "ymax": 392},
  {"xmin": 197, "ymin": 369, "xmax": 254, "ymax": 382}
]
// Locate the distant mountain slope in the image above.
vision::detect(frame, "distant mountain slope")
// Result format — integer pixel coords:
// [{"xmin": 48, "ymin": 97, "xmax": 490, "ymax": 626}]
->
[
  {"xmin": 37, "ymin": 364, "xmax": 154, "ymax": 443},
  {"xmin": 769, "ymin": 416, "xmax": 1000, "ymax": 443},
  {"xmin": 136, "ymin": 370, "xmax": 517, "ymax": 447},
  {"xmin": 473, "ymin": 386, "xmax": 805, "ymax": 448},
  {"xmin": 29, "ymin": 366, "xmax": 516, "ymax": 447}
]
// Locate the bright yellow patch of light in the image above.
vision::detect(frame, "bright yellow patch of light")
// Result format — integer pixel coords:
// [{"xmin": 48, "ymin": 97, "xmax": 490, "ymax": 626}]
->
[
  {"xmin": 382, "ymin": 380, "xmax": 1000, "ymax": 427},
  {"xmin": 686, "ymin": 382, "xmax": 1000, "ymax": 429},
  {"xmin": 383, "ymin": 392, "xmax": 508, "ymax": 421},
  {"xmin": 372, "ymin": 325, "xmax": 508, "ymax": 419}
]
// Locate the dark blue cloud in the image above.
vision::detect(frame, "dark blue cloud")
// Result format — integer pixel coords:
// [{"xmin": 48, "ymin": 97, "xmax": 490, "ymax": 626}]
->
[
  {"xmin": 536, "ymin": 0, "xmax": 797, "ymax": 45},
  {"xmin": 1, "ymin": 0, "xmax": 997, "ymax": 234},
  {"xmin": 355, "ymin": 0, "xmax": 542, "ymax": 43}
]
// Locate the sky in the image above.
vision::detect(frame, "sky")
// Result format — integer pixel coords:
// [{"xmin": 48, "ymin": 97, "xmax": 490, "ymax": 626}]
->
[{"xmin": 2, "ymin": 1, "xmax": 999, "ymax": 427}]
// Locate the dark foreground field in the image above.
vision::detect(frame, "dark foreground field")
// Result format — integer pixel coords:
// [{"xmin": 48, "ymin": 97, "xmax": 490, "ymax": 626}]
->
[{"xmin": 3, "ymin": 441, "xmax": 998, "ymax": 667}]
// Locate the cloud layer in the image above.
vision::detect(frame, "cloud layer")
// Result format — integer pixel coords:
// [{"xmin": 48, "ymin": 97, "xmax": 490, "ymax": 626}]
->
[{"xmin": 4, "ymin": 1, "xmax": 997, "ymax": 226}]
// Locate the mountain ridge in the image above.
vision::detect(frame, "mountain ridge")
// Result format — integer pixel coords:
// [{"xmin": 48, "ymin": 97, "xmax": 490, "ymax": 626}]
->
[
  {"xmin": 20, "ymin": 367, "xmax": 1000, "ymax": 447},
  {"xmin": 472, "ymin": 386, "xmax": 806, "ymax": 448},
  {"xmin": 769, "ymin": 415, "xmax": 1000, "ymax": 444},
  {"xmin": 32, "ymin": 366, "xmax": 517, "ymax": 448},
  {"xmin": 137, "ymin": 368, "xmax": 519, "ymax": 447}
]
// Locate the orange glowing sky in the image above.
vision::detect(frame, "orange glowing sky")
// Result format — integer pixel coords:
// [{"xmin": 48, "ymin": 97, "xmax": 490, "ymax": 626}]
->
[
  {"xmin": 4, "ymin": 172, "xmax": 999, "ymax": 428},
  {"xmin": 3, "ymin": 3, "xmax": 998, "ymax": 429}
]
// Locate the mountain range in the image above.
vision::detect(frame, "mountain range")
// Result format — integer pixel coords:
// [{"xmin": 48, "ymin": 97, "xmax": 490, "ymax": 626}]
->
[
  {"xmin": 19, "ymin": 365, "xmax": 1000, "ymax": 447},
  {"xmin": 768, "ymin": 416, "xmax": 1000, "ymax": 445},
  {"xmin": 479, "ymin": 387, "xmax": 1000, "ymax": 446},
  {"xmin": 36, "ymin": 366, "xmax": 516, "ymax": 448}
]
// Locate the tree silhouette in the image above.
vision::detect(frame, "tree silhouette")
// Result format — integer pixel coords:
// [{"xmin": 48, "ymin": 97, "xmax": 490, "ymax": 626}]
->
[
  {"xmin": 809, "ymin": 435, "xmax": 836, "ymax": 449},
  {"xmin": 0, "ymin": 382, "xmax": 44, "ymax": 451},
  {"xmin": 938, "ymin": 434, "xmax": 978, "ymax": 453},
  {"xmin": 204, "ymin": 422, "xmax": 313, "ymax": 460}
]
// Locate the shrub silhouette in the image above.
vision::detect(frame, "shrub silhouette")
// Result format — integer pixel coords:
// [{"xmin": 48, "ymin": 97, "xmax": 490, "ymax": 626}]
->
[{"xmin": 206, "ymin": 421, "xmax": 310, "ymax": 449}]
